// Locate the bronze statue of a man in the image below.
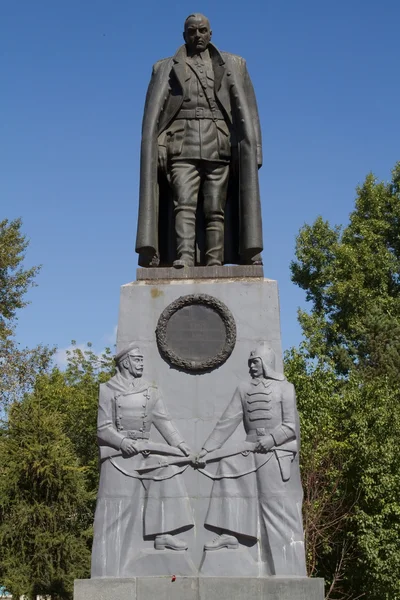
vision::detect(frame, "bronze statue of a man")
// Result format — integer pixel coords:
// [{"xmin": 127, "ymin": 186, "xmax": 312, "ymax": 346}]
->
[{"xmin": 136, "ymin": 13, "xmax": 263, "ymax": 268}]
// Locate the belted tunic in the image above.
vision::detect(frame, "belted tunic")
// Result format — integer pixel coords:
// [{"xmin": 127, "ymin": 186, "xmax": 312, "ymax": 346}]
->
[
  {"xmin": 159, "ymin": 49, "xmax": 231, "ymax": 163},
  {"xmin": 97, "ymin": 372, "xmax": 183, "ymax": 461},
  {"xmin": 203, "ymin": 377, "xmax": 298, "ymax": 453},
  {"xmin": 203, "ymin": 377, "xmax": 306, "ymax": 576}
]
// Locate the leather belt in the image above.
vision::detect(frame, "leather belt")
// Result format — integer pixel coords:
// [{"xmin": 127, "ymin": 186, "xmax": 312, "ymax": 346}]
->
[
  {"xmin": 121, "ymin": 430, "xmax": 150, "ymax": 440},
  {"xmin": 175, "ymin": 107, "xmax": 224, "ymax": 120}
]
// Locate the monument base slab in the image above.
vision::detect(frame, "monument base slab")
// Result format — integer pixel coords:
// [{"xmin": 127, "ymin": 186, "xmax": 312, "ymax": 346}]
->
[
  {"xmin": 74, "ymin": 576, "xmax": 324, "ymax": 600},
  {"xmin": 128, "ymin": 549, "xmax": 197, "ymax": 576},
  {"xmin": 199, "ymin": 548, "xmax": 258, "ymax": 577}
]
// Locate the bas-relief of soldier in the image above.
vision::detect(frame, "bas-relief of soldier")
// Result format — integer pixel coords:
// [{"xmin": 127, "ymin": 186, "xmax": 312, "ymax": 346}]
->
[
  {"xmin": 198, "ymin": 343, "xmax": 307, "ymax": 577},
  {"xmin": 136, "ymin": 13, "xmax": 263, "ymax": 268},
  {"xmin": 91, "ymin": 344, "xmax": 194, "ymax": 578}
]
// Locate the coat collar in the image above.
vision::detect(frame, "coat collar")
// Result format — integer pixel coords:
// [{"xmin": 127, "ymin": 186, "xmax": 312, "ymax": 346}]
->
[
  {"xmin": 106, "ymin": 371, "xmax": 150, "ymax": 395},
  {"xmin": 250, "ymin": 376, "xmax": 285, "ymax": 386},
  {"xmin": 172, "ymin": 43, "xmax": 225, "ymax": 91}
]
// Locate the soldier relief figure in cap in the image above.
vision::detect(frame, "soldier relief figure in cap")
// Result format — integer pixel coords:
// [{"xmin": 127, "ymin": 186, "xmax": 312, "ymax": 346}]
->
[
  {"xmin": 91, "ymin": 344, "xmax": 194, "ymax": 577},
  {"xmin": 136, "ymin": 13, "xmax": 263, "ymax": 268},
  {"xmin": 198, "ymin": 343, "xmax": 307, "ymax": 576}
]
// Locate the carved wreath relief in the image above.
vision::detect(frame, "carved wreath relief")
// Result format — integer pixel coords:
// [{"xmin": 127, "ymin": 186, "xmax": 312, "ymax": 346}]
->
[{"xmin": 156, "ymin": 293, "xmax": 236, "ymax": 372}]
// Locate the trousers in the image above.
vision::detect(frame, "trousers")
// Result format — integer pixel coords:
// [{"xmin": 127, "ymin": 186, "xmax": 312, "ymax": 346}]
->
[{"xmin": 170, "ymin": 159, "xmax": 230, "ymax": 266}]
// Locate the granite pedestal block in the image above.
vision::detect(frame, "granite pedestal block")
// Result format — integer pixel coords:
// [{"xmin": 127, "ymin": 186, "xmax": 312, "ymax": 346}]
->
[
  {"xmin": 85, "ymin": 274, "xmax": 320, "ymax": 596},
  {"xmin": 74, "ymin": 576, "xmax": 325, "ymax": 600},
  {"xmin": 114, "ymin": 276, "xmax": 283, "ymax": 570}
]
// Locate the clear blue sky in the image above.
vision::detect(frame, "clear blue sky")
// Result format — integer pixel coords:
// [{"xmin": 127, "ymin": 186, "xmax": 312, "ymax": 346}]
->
[{"xmin": 2, "ymin": 0, "xmax": 399, "ymax": 362}]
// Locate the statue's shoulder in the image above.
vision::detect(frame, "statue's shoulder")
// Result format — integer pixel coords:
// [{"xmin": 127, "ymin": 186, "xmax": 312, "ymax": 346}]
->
[
  {"xmin": 103, "ymin": 376, "xmax": 116, "ymax": 389},
  {"xmin": 221, "ymin": 51, "xmax": 245, "ymax": 62},
  {"xmin": 221, "ymin": 51, "xmax": 247, "ymax": 68},
  {"xmin": 100, "ymin": 378, "xmax": 117, "ymax": 397},
  {"xmin": 152, "ymin": 57, "xmax": 173, "ymax": 72},
  {"xmin": 278, "ymin": 378, "xmax": 295, "ymax": 395},
  {"xmin": 236, "ymin": 379, "xmax": 252, "ymax": 394}
]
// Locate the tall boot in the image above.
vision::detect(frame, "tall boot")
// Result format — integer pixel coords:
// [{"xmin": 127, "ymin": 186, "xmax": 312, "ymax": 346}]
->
[
  {"xmin": 205, "ymin": 219, "xmax": 224, "ymax": 266},
  {"xmin": 174, "ymin": 208, "xmax": 196, "ymax": 268}
]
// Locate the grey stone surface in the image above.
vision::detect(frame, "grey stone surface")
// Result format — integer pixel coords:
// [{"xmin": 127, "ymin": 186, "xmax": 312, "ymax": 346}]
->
[
  {"xmin": 136, "ymin": 265, "xmax": 264, "ymax": 280},
  {"xmin": 74, "ymin": 578, "xmax": 135, "ymax": 600},
  {"xmin": 91, "ymin": 345, "xmax": 194, "ymax": 577},
  {"xmin": 199, "ymin": 548, "xmax": 259, "ymax": 577},
  {"xmin": 114, "ymin": 278, "xmax": 284, "ymax": 572},
  {"xmin": 136, "ymin": 576, "xmax": 199, "ymax": 600},
  {"xmin": 129, "ymin": 550, "xmax": 197, "ymax": 576},
  {"xmin": 74, "ymin": 577, "xmax": 325, "ymax": 600},
  {"xmin": 200, "ymin": 342, "xmax": 306, "ymax": 576},
  {"xmin": 260, "ymin": 577, "xmax": 325, "ymax": 600}
]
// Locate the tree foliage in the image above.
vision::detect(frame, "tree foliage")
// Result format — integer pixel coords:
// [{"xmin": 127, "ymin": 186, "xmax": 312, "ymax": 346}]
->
[
  {"xmin": 287, "ymin": 349, "xmax": 400, "ymax": 599},
  {"xmin": 0, "ymin": 218, "xmax": 39, "ymax": 341},
  {"xmin": 0, "ymin": 345, "xmax": 114, "ymax": 599},
  {"xmin": 0, "ymin": 398, "xmax": 92, "ymax": 599},
  {"xmin": 0, "ymin": 218, "xmax": 53, "ymax": 412},
  {"xmin": 291, "ymin": 162, "xmax": 400, "ymax": 377},
  {"xmin": 289, "ymin": 163, "xmax": 400, "ymax": 599}
]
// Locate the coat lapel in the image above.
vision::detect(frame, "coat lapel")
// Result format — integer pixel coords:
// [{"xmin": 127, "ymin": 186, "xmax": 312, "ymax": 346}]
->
[
  {"xmin": 208, "ymin": 44, "xmax": 231, "ymax": 119},
  {"xmin": 171, "ymin": 48, "xmax": 187, "ymax": 93},
  {"xmin": 158, "ymin": 45, "xmax": 187, "ymax": 133},
  {"xmin": 209, "ymin": 43, "xmax": 225, "ymax": 92}
]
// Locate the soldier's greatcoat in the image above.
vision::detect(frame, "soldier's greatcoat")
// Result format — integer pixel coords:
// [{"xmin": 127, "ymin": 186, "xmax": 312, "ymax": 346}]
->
[
  {"xmin": 203, "ymin": 377, "xmax": 307, "ymax": 576},
  {"xmin": 91, "ymin": 373, "xmax": 193, "ymax": 577},
  {"xmin": 136, "ymin": 43, "xmax": 263, "ymax": 266}
]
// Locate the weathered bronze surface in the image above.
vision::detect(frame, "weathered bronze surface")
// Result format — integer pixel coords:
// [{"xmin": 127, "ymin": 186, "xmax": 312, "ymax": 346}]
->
[{"xmin": 136, "ymin": 13, "xmax": 263, "ymax": 269}]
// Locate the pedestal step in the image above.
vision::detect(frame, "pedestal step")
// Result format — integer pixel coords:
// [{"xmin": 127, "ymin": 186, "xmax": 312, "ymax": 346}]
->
[{"xmin": 74, "ymin": 576, "xmax": 324, "ymax": 600}]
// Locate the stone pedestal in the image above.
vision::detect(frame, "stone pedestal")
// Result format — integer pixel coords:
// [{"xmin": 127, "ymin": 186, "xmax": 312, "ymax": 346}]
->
[
  {"xmin": 115, "ymin": 274, "xmax": 282, "ymax": 569},
  {"xmin": 77, "ymin": 270, "xmax": 324, "ymax": 597},
  {"xmin": 74, "ymin": 576, "xmax": 325, "ymax": 600}
]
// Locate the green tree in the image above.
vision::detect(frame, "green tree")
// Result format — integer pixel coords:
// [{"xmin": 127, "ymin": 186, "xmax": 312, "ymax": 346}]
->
[
  {"xmin": 0, "ymin": 218, "xmax": 39, "ymax": 341},
  {"xmin": 289, "ymin": 162, "xmax": 400, "ymax": 599},
  {"xmin": 286, "ymin": 348, "xmax": 400, "ymax": 599},
  {"xmin": 32, "ymin": 343, "xmax": 114, "ymax": 493},
  {"xmin": 0, "ymin": 218, "xmax": 53, "ymax": 411},
  {"xmin": 291, "ymin": 162, "xmax": 400, "ymax": 377},
  {"xmin": 0, "ymin": 398, "xmax": 92, "ymax": 599}
]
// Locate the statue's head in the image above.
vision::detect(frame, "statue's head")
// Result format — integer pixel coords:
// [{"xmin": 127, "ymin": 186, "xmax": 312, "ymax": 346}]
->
[
  {"xmin": 183, "ymin": 13, "xmax": 212, "ymax": 54},
  {"xmin": 115, "ymin": 343, "xmax": 144, "ymax": 378},
  {"xmin": 248, "ymin": 343, "xmax": 285, "ymax": 381}
]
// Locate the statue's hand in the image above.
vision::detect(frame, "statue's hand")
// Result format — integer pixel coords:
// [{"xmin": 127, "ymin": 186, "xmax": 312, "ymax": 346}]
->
[
  {"xmin": 120, "ymin": 438, "xmax": 138, "ymax": 457},
  {"xmin": 158, "ymin": 146, "xmax": 167, "ymax": 174},
  {"xmin": 177, "ymin": 442, "xmax": 191, "ymax": 456},
  {"xmin": 192, "ymin": 448, "xmax": 208, "ymax": 468},
  {"xmin": 254, "ymin": 435, "xmax": 274, "ymax": 454},
  {"xmin": 197, "ymin": 448, "xmax": 208, "ymax": 460}
]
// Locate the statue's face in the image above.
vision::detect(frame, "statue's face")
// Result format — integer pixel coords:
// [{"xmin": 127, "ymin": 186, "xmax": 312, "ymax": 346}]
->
[
  {"xmin": 123, "ymin": 353, "xmax": 144, "ymax": 378},
  {"xmin": 249, "ymin": 357, "xmax": 264, "ymax": 379},
  {"xmin": 184, "ymin": 15, "xmax": 212, "ymax": 54}
]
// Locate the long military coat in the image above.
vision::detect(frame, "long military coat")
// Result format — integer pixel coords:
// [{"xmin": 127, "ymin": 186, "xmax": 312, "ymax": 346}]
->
[
  {"xmin": 91, "ymin": 373, "xmax": 193, "ymax": 577},
  {"xmin": 202, "ymin": 376, "xmax": 306, "ymax": 576},
  {"xmin": 136, "ymin": 43, "xmax": 263, "ymax": 266}
]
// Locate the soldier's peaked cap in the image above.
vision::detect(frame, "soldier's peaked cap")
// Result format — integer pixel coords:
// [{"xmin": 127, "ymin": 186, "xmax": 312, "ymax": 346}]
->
[
  {"xmin": 248, "ymin": 342, "xmax": 285, "ymax": 381},
  {"xmin": 115, "ymin": 343, "xmax": 143, "ymax": 363}
]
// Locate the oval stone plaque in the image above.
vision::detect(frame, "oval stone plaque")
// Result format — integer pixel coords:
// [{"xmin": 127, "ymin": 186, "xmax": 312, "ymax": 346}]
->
[{"xmin": 156, "ymin": 294, "xmax": 236, "ymax": 372}]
